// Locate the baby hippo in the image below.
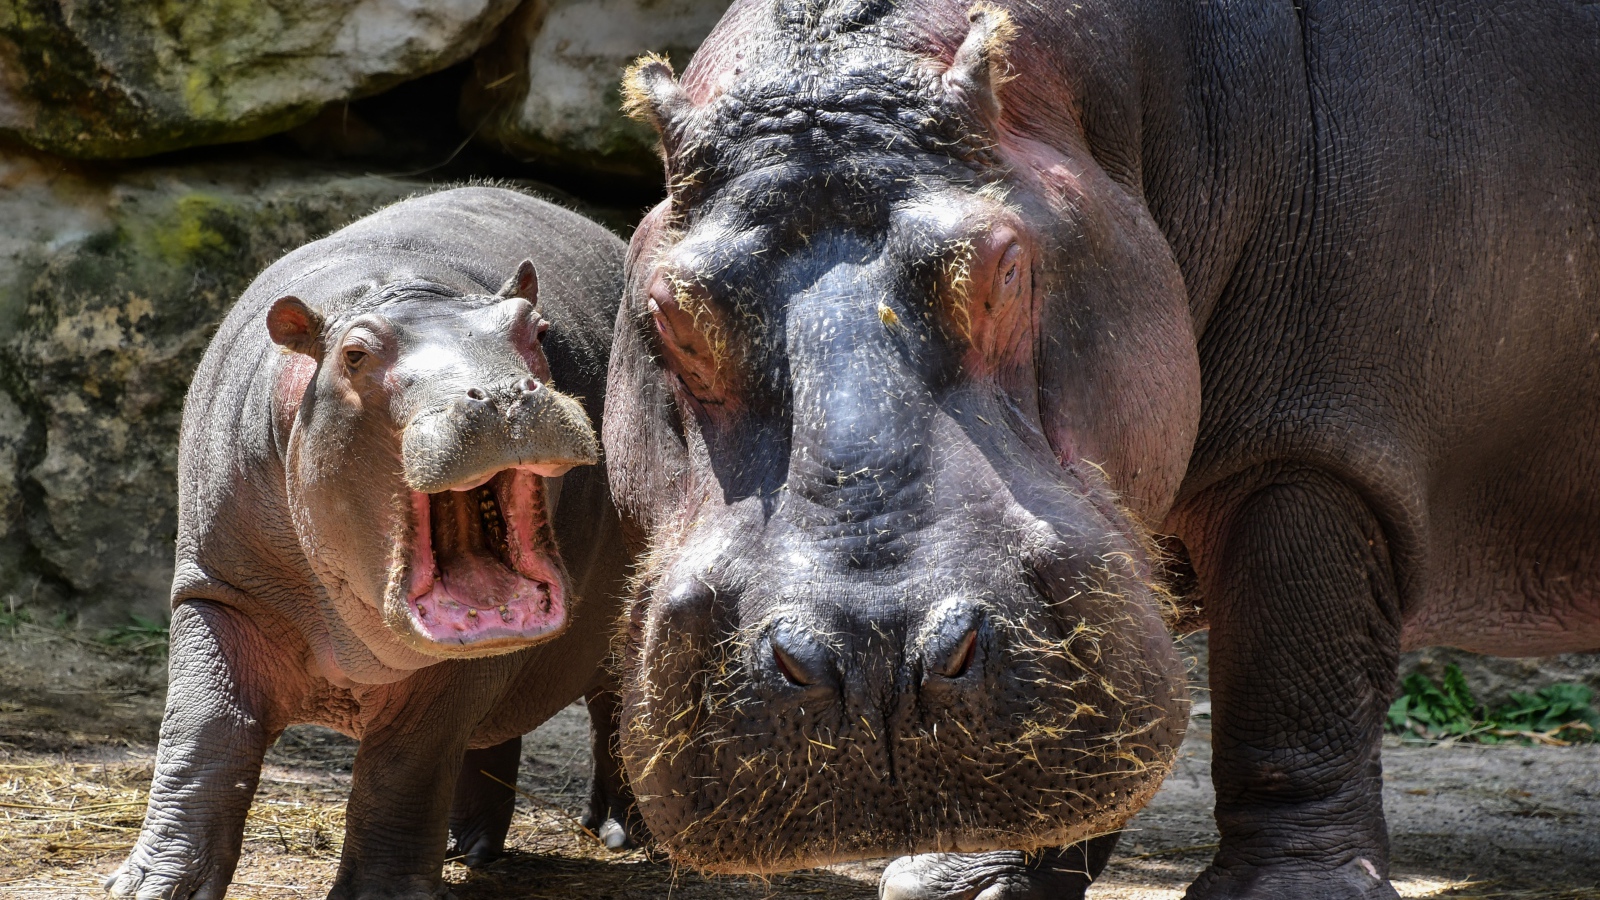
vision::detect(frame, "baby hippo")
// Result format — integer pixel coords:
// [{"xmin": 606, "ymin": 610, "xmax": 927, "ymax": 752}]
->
[{"xmin": 107, "ymin": 187, "xmax": 633, "ymax": 900}]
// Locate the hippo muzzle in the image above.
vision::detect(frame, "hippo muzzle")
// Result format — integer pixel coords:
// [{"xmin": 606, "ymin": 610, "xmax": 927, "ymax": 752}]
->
[
  {"xmin": 389, "ymin": 374, "xmax": 598, "ymax": 655},
  {"xmin": 401, "ymin": 375, "xmax": 598, "ymax": 493}
]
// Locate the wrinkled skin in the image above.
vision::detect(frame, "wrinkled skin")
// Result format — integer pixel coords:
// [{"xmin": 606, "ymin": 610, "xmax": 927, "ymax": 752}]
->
[
  {"xmin": 604, "ymin": 1, "xmax": 1600, "ymax": 899},
  {"xmin": 107, "ymin": 188, "xmax": 637, "ymax": 900}
]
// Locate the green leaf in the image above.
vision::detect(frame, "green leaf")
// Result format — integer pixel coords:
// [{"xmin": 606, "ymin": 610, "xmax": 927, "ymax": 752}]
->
[{"xmin": 1392, "ymin": 664, "xmax": 1599, "ymax": 744}]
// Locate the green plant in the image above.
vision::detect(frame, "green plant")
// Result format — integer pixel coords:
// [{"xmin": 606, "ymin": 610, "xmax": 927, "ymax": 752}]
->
[
  {"xmin": 1493, "ymin": 684, "xmax": 1600, "ymax": 743},
  {"xmin": 0, "ymin": 599, "xmax": 32, "ymax": 631},
  {"xmin": 99, "ymin": 613, "xmax": 170, "ymax": 656},
  {"xmin": 1387, "ymin": 663, "xmax": 1599, "ymax": 746},
  {"xmin": 1387, "ymin": 665, "xmax": 1485, "ymax": 741}
]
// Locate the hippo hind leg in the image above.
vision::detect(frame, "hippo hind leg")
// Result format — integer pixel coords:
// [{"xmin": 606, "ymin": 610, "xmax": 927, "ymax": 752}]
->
[
  {"xmin": 447, "ymin": 736, "xmax": 521, "ymax": 868},
  {"xmin": 580, "ymin": 684, "xmax": 649, "ymax": 851},
  {"xmin": 879, "ymin": 835, "xmax": 1120, "ymax": 900}
]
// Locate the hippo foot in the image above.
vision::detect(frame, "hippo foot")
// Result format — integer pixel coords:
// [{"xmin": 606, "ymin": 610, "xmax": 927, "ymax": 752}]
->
[
  {"xmin": 1184, "ymin": 857, "xmax": 1399, "ymax": 900},
  {"xmin": 447, "ymin": 737, "xmax": 520, "ymax": 868},
  {"xmin": 104, "ymin": 842, "xmax": 231, "ymax": 900},
  {"xmin": 580, "ymin": 798, "xmax": 648, "ymax": 851},
  {"xmin": 327, "ymin": 875, "xmax": 457, "ymax": 900},
  {"xmin": 879, "ymin": 848, "xmax": 1100, "ymax": 900},
  {"xmin": 581, "ymin": 744, "xmax": 648, "ymax": 853},
  {"xmin": 447, "ymin": 816, "xmax": 510, "ymax": 869}
]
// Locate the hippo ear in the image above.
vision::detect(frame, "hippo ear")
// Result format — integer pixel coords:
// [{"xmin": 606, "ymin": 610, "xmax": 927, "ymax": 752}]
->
[
  {"xmin": 622, "ymin": 53, "xmax": 690, "ymax": 138},
  {"xmin": 266, "ymin": 296, "xmax": 324, "ymax": 357},
  {"xmin": 498, "ymin": 259, "xmax": 540, "ymax": 307},
  {"xmin": 944, "ymin": 3, "xmax": 1017, "ymax": 125}
]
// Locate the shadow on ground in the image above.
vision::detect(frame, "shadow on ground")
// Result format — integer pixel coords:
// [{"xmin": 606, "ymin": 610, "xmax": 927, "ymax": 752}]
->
[
  {"xmin": 451, "ymin": 852, "xmax": 876, "ymax": 900},
  {"xmin": 0, "ymin": 627, "xmax": 1595, "ymax": 898}
]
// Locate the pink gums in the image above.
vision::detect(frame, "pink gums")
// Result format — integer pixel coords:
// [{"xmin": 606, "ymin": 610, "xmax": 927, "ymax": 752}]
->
[{"xmin": 404, "ymin": 469, "xmax": 566, "ymax": 645}]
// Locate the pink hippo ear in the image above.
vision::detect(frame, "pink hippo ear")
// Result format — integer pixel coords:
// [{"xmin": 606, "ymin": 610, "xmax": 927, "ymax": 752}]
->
[
  {"xmin": 621, "ymin": 53, "xmax": 689, "ymax": 133},
  {"xmin": 498, "ymin": 259, "xmax": 540, "ymax": 307},
  {"xmin": 944, "ymin": 4, "xmax": 1016, "ymax": 127},
  {"xmin": 266, "ymin": 296, "xmax": 324, "ymax": 356}
]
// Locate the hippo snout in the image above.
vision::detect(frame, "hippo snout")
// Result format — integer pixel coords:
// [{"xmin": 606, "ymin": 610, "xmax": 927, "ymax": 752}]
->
[
  {"xmin": 621, "ymin": 557, "xmax": 1188, "ymax": 874},
  {"xmin": 402, "ymin": 377, "xmax": 598, "ymax": 494}
]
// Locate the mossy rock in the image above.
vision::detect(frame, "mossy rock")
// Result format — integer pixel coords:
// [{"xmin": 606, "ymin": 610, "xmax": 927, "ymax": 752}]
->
[
  {"xmin": 0, "ymin": 0, "xmax": 521, "ymax": 158},
  {"xmin": 462, "ymin": 0, "xmax": 732, "ymax": 183},
  {"xmin": 0, "ymin": 149, "xmax": 423, "ymax": 622}
]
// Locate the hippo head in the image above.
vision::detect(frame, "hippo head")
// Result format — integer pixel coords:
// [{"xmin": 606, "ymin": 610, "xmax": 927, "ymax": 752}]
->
[
  {"xmin": 605, "ymin": 0, "xmax": 1201, "ymax": 873},
  {"xmin": 267, "ymin": 260, "xmax": 598, "ymax": 661}
]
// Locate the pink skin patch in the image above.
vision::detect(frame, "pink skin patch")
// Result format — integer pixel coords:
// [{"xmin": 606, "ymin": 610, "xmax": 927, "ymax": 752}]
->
[{"xmin": 404, "ymin": 468, "xmax": 566, "ymax": 645}]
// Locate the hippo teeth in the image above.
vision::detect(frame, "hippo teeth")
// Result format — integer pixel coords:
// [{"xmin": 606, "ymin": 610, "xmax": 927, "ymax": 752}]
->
[
  {"xmin": 475, "ymin": 485, "xmax": 512, "ymax": 567},
  {"xmin": 424, "ymin": 470, "xmax": 546, "ymax": 588}
]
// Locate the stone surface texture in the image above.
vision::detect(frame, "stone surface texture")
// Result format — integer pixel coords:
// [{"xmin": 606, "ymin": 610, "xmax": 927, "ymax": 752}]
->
[
  {"xmin": 0, "ymin": 149, "xmax": 422, "ymax": 621},
  {"xmin": 0, "ymin": 0, "xmax": 522, "ymax": 158},
  {"xmin": 463, "ymin": 0, "xmax": 732, "ymax": 180}
]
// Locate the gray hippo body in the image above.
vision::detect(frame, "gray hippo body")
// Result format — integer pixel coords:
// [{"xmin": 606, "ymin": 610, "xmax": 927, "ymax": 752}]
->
[
  {"xmin": 603, "ymin": 1, "xmax": 1599, "ymax": 898},
  {"xmin": 108, "ymin": 187, "xmax": 633, "ymax": 900}
]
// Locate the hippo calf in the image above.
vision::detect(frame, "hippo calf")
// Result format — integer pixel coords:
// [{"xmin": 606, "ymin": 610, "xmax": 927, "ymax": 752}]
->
[
  {"xmin": 107, "ymin": 187, "xmax": 633, "ymax": 900},
  {"xmin": 605, "ymin": 1, "xmax": 1599, "ymax": 898}
]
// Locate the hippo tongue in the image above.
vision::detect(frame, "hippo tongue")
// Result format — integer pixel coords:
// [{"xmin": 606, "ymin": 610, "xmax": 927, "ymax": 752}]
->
[{"xmin": 404, "ymin": 469, "xmax": 566, "ymax": 645}]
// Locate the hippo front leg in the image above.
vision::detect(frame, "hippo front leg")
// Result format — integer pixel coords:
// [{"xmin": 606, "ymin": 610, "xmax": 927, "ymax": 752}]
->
[
  {"xmin": 330, "ymin": 666, "xmax": 507, "ymax": 900},
  {"xmin": 879, "ymin": 835, "xmax": 1121, "ymax": 900},
  {"xmin": 106, "ymin": 601, "xmax": 283, "ymax": 900},
  {"xmin": 1184, "ymin": 469, "xmax": 1401, "ymax": 900}
]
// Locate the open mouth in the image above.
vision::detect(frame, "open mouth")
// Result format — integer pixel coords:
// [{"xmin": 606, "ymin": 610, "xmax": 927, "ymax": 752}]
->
[{"xmin": 403, "ymin": 468, "xmax": 566, "ymax": 647}]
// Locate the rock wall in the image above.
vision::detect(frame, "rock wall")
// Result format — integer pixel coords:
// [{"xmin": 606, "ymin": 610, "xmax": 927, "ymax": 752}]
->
[
  {"xmin": 0, "ymin": 149, "xmax": 423, "ymax": 621},
  {"xmin": 0, "ymin": 0, "xmax": 523, "ymax": 158},
  {"xmin": 0, "ymin": 0, "xmax": 732, "ymax": 180},
  {"xmin": 0, "ymin": 0, "xmax": 735, "ymax": 622},
  {"xmin": 462, "ymin": 0, "xmax": 729, "ymax": 183}
]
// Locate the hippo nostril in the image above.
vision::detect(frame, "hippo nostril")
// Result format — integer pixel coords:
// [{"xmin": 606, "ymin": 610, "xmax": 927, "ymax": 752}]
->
[
  {"xmin": 518, "ymin": 376, "xmax": 542, "ymax": 394},
  {"xmin": 766, "ymin": 626, "xmax": 832, "ymax": 689},
  {"xmin": 922, "ymin": 599, "xmax": 986, "ymax": 681},
  {"xmin": 771, "ymin": 641, "xmax": 810, "ymax": 686},
  {"xmin": 466, "ymin": 387, "xmax": 490, "ymax": 403},
  {"xmin": 934, "ymin": 628, "xmax": 979, "ymax": 678}
]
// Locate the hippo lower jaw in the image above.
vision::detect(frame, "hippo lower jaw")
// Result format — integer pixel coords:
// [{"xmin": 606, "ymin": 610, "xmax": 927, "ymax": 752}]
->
[{"xmin": 389, "ymin": 467, "xmax": 568, "ymax": 656}]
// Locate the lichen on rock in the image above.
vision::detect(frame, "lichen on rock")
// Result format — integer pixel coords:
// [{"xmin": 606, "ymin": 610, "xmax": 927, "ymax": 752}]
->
[
  {"xmin": 0, "ymin": 0, "xmax": 523, "ymax": 158},
  {"xmin": 0, "ymin": 148, "xmax": 421, "ymax": 622}
]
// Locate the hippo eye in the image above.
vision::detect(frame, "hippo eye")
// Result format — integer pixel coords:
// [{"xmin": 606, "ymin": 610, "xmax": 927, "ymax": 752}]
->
[
  {"xmin": 343, "ymin": 348, "xmax": 367, "ymax": 369},
  {"xmin": 995, "ymin": 242, "xmax": 1027, "ymax": 297}
]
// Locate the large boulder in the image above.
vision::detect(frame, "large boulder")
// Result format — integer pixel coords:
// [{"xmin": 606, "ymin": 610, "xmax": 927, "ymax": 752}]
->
[
  {"xmin": 0, "ymin": 0, "xmax": 521, "ymax": 158},
  {"xmin": 0, "ymin": 149, "xmax": 422, "ymax": 622},
  {"xmin": 462, "ymin": 0, "xmax": 732, "ymax": 183}
]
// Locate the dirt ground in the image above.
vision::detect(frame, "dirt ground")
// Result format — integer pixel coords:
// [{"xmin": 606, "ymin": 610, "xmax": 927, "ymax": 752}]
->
[{"xmin": 1, "ymin": 624, "xmax": 1595, "ymax": 899}]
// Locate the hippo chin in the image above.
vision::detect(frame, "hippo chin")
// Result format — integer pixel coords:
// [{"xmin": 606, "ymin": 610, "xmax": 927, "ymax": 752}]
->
[
  {"xmin": 606, "ymin": 0, "xmax": 1600, "ymax": 897},
  {"xmin": 108, "ymin": 187, "xmax": 633, "ymax": 900}
]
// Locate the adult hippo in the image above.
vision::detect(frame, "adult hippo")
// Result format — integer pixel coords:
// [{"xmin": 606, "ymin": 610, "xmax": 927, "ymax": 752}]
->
[
  {"xmin": 108, "ymin": 187, "xmax": 635, "ymax": 900},
  {"xmin": 603, "ymin": 1, "xmax": 1600, "ymax": 897}
]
